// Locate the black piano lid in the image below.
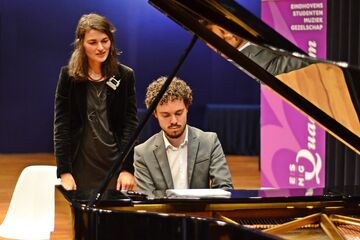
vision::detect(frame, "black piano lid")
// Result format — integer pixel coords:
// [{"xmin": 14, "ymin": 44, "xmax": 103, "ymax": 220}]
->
[
  {"xmin": 59, "ymin": 186, "xmax": 349, "ymax": 205},
  {"xmin": 148, "ymin": 0, "xmax": 360, "ymax": 154}
]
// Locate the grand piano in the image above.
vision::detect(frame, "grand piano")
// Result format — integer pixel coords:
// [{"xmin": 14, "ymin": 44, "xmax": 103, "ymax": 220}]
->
[{"xmin": 57, "ymin": 0, "xmax": 360, "ymax": 239}]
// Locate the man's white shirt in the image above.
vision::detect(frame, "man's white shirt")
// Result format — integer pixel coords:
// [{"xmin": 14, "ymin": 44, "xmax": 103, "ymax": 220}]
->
[{"xmin": 163, "ymin": 125, "xmax": 189, "ymax": 189}]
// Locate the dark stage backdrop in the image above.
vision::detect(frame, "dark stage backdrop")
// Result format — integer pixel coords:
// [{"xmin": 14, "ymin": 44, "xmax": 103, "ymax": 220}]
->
[
  {"xmin": 326, "ymin": 0, "xmax": 360, "ymax": 187},
  {"xmin": 0, "ymin": 0, "xmax": 261, "ymax": 152}
]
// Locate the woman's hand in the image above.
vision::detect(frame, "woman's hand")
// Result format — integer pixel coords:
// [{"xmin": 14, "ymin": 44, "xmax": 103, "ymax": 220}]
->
[{"xmin": 60, "ymin": 173, "xmax": 77, "ymax": 190}]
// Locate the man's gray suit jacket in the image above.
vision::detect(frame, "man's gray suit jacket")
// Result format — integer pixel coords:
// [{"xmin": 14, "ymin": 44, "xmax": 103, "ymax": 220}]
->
[
  {"xmin": 241, "ymin": 44, "xmax": 309, "ymax": 76},
  {"xmin": 134, "ymin": 126, "xmax": 233, "ymax": 195}
]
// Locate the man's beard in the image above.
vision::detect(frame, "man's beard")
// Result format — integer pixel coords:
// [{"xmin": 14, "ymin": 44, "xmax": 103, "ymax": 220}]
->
[{"xmin": 164, "ymin": 124, "xmax": 186, "ymax": 139}]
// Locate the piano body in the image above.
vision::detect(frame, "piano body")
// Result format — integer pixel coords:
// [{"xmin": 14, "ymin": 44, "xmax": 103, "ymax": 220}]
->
[
  {"xmin": 57, "ymin": 0, "xmax": 360, "ymax": 239},
  {"xmin": 58, "ymin": 186, "xmax": 360, "ymax": 239}
]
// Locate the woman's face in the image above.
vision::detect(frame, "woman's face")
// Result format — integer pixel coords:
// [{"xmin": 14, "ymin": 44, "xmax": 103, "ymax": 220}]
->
[{"xmin": 83, "ymin": 29, "xmax": 111, "ymax": 66}]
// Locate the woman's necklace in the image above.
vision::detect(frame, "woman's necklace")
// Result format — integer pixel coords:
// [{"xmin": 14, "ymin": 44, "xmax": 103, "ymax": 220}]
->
[
  {"xmin": 90, "ymin": 81, "xmax": 104, "ymax": 98},
  {"xmin": 88, "ymin": 69, "xmax": 104, "ymax": 82},
  {"xmin": 88, "ymin": 69, "xmax": 106, "ymax": 98}
]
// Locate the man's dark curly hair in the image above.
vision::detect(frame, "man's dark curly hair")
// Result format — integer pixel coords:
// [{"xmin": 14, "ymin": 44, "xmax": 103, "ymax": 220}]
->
[{"xmin": 145, "ymin": 76, "xmax": 193, "ymax": 109}]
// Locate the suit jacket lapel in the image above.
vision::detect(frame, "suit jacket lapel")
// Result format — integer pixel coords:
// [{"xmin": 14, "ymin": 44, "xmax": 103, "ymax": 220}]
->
[
  {"xmin": 106, "ymin": 70, "xmax": 124, "ymax": 107},
  {"xmin": 106, "ymin": 78, "xmax": 117, "ymax": 108},
  {"xmin": 187, "ymin": 127, "xmax": 199, "ymax": 187},
  {"xmin": 153, "ymin": 133, "xmax": 174, "ymax": 189},
  {"xmin": 73, "ymin": 81, "xmax": 87, "ymax": 121}
]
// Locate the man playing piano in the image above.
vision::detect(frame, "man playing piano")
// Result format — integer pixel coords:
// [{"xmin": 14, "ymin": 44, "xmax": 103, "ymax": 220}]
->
[{"xmin": 134, "ymin": 76, "xmax": 233, "ymax": 196}]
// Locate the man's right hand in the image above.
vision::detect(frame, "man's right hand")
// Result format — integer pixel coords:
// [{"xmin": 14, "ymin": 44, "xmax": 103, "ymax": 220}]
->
[{"xmin": 60, "ymin": 173, "xmax": 77, "ymax": 190}]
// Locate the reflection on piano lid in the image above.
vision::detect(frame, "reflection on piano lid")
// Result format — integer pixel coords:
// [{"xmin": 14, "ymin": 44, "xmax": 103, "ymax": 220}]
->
[{"xmin": 148, "ymin": 0, "xmax": 360, "ymax": 154}]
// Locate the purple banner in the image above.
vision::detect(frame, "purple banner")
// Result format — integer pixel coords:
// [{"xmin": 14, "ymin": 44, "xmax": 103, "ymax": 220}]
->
[{"xmin": 260, "ymin": 0, "xmax": 327, "ymax": 188}]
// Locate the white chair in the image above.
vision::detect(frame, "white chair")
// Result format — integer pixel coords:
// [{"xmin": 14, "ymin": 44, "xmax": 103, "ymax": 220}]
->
[{"xmin": 0, "ymin": 165, "xmax": 59, "ymax": 240}]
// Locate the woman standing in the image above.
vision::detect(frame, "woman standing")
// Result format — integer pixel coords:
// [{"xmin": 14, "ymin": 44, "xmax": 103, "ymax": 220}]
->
[{"xmin": 54, "ymin": 13, "xmax": 138, "ymax": 191}]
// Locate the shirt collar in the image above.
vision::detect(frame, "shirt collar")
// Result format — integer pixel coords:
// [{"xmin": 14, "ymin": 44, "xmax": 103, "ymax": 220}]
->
[{"xmin": 238, "ymin": 41, "xmax": 251, "ymax": 51}]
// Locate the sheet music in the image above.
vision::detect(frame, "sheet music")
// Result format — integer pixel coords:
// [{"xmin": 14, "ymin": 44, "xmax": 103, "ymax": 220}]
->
[{"xmin": 166, "ymin": 189, "xmax": 231, "ymax": 199}]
